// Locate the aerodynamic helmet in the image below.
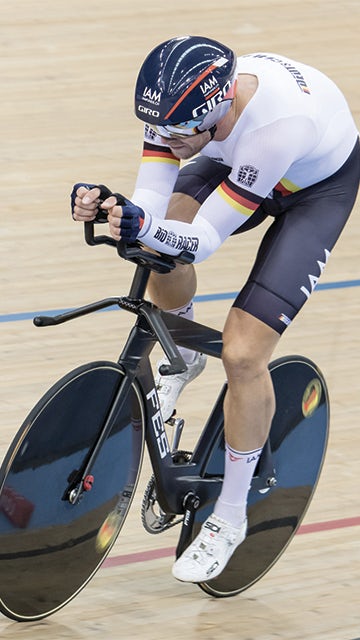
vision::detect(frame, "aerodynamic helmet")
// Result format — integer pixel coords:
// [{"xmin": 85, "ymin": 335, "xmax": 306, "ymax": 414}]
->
[{"xmin": 134, "ymin": 35, "xmax": 237, "ymax": 136}]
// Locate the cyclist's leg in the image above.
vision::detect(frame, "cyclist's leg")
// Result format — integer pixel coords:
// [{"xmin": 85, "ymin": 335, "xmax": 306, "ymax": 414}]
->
[
  {"xmin": 221, "ymin": 142, "xmax": 359, "ymax": 515},
  {"xmin": 222, "ymin": 310, "xmax": 279, "ymax": 450},
  {"xmin": 147, "ymin": 157, "xmax": 231, "ymax": 310},
  {"xmin": 173, "ymin": 142, "xmax": 360, "ymax": 582},
  {"xmin": 221, "ymin": 137, "xmax": 359, "ymax": 455},
  {"xmin": 148, "ymin": 158, "xmax": 231, "ymax": 420},
  {"xmin": 214, "ymin": 308, "xmax": 279, "ymax": 529}
]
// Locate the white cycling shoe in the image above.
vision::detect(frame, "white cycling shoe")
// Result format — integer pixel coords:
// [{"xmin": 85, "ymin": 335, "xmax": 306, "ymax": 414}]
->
[
  {"xmin": 155, "ymin": 352, "xmax": 207, "ymax": 422},
  {"xmin": 172, "ymin": 513, "xmax": 247, "ymax": 583}
]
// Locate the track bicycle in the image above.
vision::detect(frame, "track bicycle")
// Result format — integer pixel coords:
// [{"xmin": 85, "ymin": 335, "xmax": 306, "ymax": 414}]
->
[{"xmin": 0, "ymin": 212, "xmax": 329, "ymax": 621}]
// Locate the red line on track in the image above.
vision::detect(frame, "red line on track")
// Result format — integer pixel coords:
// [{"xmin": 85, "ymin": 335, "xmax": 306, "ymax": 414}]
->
[
  {"xmin": 103, "ymin": 515, "xmax": 360, "ymax": 569},
  {"xmin": 103, "ymin": 546, "xmax": 176, "ymax": 568},
  {"xmin": 296, "ymin": 515, "xmax": 360, "ymax": 535}
]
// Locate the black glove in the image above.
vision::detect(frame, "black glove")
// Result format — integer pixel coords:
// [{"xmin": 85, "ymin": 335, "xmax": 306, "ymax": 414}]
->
[
  {"xmin": 113, "ymin": 193, "xmax": 145, "ymax": 241},
  {"xmin": 70, "ymin": 183, "xmax": 112, "ymax": 222},
  {"xmin": 71, "ymin": 183, "xmax": 144, "ymax": 240}
]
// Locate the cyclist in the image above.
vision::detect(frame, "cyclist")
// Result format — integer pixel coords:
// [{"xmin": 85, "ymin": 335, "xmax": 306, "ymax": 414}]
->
[{"xmin": 72, "ymin": 36, "xmax": 360, "ymax": 584}]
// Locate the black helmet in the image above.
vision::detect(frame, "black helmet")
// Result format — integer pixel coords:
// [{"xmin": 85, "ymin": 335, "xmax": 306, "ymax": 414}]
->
[{"xmin": 134, "ymin": 36, "xmax": 237, "ymax": 134}]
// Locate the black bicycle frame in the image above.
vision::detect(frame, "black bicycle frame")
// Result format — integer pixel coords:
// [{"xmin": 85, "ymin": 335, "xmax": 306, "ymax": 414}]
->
[
  {"xmin": 34, "ymin": 227, "xmax": 277, "ymax": 521},
  {"xmin": 119, "ymin": 305, "xmax": 225, "ymax": 515},
  {"xmin": 34, "ymin": 227, "xmax": 226, "ymax": 517}
]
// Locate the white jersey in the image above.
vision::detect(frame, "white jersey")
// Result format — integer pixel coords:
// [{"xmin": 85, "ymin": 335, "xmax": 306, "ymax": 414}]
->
[{"xmin": 131, "ymin": 53, "xmax": 358, "ymax": 262}]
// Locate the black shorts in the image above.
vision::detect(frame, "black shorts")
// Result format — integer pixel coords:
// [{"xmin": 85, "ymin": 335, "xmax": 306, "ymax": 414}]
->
[{"xmin": 173, "ymin": 139, "xmax": 360, "ymax": 334}]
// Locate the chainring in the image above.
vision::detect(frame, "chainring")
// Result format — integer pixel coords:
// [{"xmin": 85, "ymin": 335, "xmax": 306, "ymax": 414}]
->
[{"xmin": 141, "ymin": 450, "xmax": 192, "ymax": 534}]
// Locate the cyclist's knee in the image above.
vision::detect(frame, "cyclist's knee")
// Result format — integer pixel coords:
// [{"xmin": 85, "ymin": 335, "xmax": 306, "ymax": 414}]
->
[
  {"xmin": 222, "ymin": 339, "xmax": 264, "ymax": 381},
  {"xmin": 221, "ymin": 309, "xmax": 279, "ymax": 381},
  {"xmin": 148, "ymin": 262, "xmax": 196, "ymax": 310}
]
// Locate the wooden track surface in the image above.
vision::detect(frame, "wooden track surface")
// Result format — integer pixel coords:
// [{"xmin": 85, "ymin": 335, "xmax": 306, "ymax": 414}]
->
[{"xmin": 0, "ymin": 1, "xmax": 359, "ymax": 638}]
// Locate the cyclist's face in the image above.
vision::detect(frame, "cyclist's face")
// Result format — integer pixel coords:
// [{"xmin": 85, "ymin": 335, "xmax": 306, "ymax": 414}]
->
[{"xmin": 160, "ymin": 130, "xmax": 211, "ymax": 159}]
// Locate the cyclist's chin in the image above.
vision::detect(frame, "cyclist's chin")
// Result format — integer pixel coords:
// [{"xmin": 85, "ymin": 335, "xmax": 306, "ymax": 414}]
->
[
  {"xmin": 167, "ymin": 132, "xmax": 210, "ymax": 159},
  {"xmin": 168, "ymin": 144, "xmax": 195, "ymax": 160}
]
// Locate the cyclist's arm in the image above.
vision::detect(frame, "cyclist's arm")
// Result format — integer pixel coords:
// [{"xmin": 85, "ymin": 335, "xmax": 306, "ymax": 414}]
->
[
  {"xmin": 130, "ymin": 125, "xmax": 180, "ymax": 219},
  {"xmin": 138, "ymin": 117, "xmax": 317, "ymax": 261}
]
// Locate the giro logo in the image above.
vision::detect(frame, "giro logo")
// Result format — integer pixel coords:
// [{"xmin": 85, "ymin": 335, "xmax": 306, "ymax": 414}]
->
[
  {"xmin": 138, "ymin": 105, "xmax": 160, "ymax": 118},
  {"xmin": 192, "ymin": 78, "xmax": 232, "ymax": 118}
]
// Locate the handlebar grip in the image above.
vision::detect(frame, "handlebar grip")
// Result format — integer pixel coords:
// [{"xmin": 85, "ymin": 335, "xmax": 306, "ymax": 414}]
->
[
  {"xmin": 97, "ymin": 184, "xmax": 112, "ymax": 201},
  {"xmin": 93, "ymin": 185, "xmax": 122, "ymax": 223},
  {"xmin": 83, "ymin": 185, "xmax": 195, "ymax": 269},
  {"xmin": 84, "ymin": 221, "xmax": 117, "ymax": 247},
  {"xmin": 83, "ymin": 184, "xmax": 124, "ymax": 246}
]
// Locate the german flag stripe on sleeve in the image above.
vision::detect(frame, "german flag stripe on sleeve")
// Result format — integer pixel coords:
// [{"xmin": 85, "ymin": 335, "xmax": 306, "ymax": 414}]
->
[
  {"xmin": 275, "ymin": 177, "xmax": 301, "ymax": 196},
  {"xmin": 141, "ymin": 142, "xmax": 180, "ymax": 166},
  {"xmin": 217, "ymin": 177, "xmax": 263, "ymax": 216}
]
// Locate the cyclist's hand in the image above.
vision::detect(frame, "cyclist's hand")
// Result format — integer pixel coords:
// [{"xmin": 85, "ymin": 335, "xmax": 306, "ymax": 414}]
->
[
  {"xmin": 71, "ymin": 183, "xmax": 104, "ymax": 221},
  {"xmin": 104, "ymin": 198, "xmax": 145, "ymax": 242}
]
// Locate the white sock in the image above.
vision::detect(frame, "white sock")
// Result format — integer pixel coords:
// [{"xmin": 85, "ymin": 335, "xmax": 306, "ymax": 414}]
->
[
  {"xmin": 168, "ymin": 301, "xmax": 196, "ymax": 364},
  {"xmin": 214, "ymin": 443, "xmax": 263, "ymax": 528}
]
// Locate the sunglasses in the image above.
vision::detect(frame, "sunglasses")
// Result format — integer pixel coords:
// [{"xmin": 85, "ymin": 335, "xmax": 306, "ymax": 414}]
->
[{"xmin": 153, "ymin": 119, "xmax": 206, "ymax": 139}]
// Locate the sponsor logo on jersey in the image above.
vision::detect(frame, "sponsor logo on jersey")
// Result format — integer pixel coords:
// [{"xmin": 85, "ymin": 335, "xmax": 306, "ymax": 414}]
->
[
  {"xmin": 154, "ymin": 226, "xmax": 199, "ymax": 252},
  {"xmin": 245, "ymin": 54, "xmax": 311, "ymax": 94}
]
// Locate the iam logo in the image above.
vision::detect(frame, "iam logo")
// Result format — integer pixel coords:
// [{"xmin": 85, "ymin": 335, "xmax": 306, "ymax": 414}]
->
[
  {"xmin": 143, "ymin": 87, "xmax": 161, "ymax": 105},
  {"xmin": 200, "ymin": 75, "xmax": 219, "ymax": 97}
]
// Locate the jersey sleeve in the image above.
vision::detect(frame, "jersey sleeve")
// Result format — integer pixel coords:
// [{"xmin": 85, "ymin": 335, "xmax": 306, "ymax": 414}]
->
[
  {"xmin": 130, "ymin": 125, "xmax": 180, "ymax": 219},
  {"xmin": 228, "ymin": 116, "xmax": 317, "ymax": 198},
  {"xmin": 197, "ymin": 115, "xmax": 318, "ymax": 231},
  {"xmin": 138, "ymin": 116, "xmax": 317, "ymax": 262}
]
